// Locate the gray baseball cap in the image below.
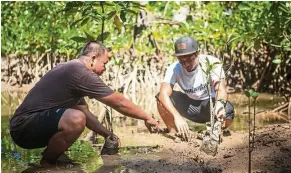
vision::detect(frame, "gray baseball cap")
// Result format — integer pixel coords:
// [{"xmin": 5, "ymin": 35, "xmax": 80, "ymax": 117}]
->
[{"xmin": 173, "ymin": 36, "xmax": 199, "ymax": 56}]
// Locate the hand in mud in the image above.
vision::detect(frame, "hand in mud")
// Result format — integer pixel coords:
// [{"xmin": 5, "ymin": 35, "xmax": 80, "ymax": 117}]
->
[
  {"xmin": 108, "ymin": 133, "xmax": 120, "ymax": 145},
  {"xmin": 173, "ymin": 115, "xmax": 190, "ymax": 141},
  {"xmin": 144, "ymin": 118, "xmax": 162, "ymax": 133},
  {"xmin": 214, "ymin": 101, "xmax": 226, "ymax": 119}
]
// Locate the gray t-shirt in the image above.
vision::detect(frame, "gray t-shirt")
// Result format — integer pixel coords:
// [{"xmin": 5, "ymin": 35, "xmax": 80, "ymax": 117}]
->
[{"xmin": 10, "ymin": 59, "xmax": 114, "ymax": 131}]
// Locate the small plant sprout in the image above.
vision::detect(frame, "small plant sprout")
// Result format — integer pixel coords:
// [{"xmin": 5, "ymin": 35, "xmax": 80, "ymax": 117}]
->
[
  {"xmin": 244, "ymin": 88, "xmax": 259, "ymax": 173},
  {"xmin": 199, "ymin": 57, "xmax": 223, "ymax": 156}
]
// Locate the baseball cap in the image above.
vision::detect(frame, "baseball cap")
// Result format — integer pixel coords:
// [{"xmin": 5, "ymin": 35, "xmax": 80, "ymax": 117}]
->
[{"xmin": 173, "ymin": 36, "xmax": 199, "ymax": 56}]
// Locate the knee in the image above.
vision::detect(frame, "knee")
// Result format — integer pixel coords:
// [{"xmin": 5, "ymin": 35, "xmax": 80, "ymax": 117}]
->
[
  {"xmin": 225, "ymin": 101, "xmax": 235, "ymax": 119},
  {"xmin": 62, "ymin": 110, "xmax": 86, "ymax": 132}
]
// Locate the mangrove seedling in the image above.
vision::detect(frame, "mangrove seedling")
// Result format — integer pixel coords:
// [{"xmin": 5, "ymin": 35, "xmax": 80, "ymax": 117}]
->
[{"xmin": 244, "ymin": 88, "xmax": 259, "ymax": 173}]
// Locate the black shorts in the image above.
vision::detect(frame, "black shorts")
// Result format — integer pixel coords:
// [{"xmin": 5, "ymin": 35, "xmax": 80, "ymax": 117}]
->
[
  {"xmin": 10, "ymin": 108, "xmax": 67, "ymax": 149},
  {"xmin": 156, "ymin": 91, "xmax": 235, "ymax": 123}
]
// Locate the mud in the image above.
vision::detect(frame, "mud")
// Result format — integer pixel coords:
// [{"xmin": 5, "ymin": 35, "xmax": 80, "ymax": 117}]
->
[{"xmin": 22, "ymin": 123, "xmax": 291, "ymax": 173}]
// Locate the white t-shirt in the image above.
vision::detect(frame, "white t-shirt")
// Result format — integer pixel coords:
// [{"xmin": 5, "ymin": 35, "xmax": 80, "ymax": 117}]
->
[{"xmin": 163, "ymin": 54, "xmax": 225, "ymax": 100}]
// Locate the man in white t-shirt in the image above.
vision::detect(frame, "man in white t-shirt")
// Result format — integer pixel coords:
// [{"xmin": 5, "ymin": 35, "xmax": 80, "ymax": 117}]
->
[{"xmin": 156, "ymin": 36, "xmax": 234, "ymax": 140}]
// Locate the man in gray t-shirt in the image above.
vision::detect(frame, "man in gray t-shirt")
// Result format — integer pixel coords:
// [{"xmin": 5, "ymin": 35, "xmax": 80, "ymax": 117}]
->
[{"xmin": 10, "ymin": 41, "xmax": 161, "ymax": 166}]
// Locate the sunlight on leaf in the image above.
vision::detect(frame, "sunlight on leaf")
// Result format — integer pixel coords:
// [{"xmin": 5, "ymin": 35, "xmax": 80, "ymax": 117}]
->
[
  {"xmin": 252, "ymin": 92, "xmax": 259, "ymax": 99},
  {"xmin": 272, "ymin": 59, "xmax": 282, "ymax": 64}
]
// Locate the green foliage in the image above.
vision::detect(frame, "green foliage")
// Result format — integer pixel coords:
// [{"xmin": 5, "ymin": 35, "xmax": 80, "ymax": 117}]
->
[
  {"xmin": 199, "ymin": 57, "xmax": 221, "ymax": 83},
  {"xmin": 244, "ymin": 89, "xmax": 259, "ymax": 99},
  {"xmin": 1, "ymin": 116, "xmax": 102, "ymax": 172},
  {"xmin": 272, "ymin": 59, "xmax": 282, "ymax": 64},
  {"xmin": 1, "ymin": 1, "xmax": 290, "ymax": 62},
  {"xmin": 1, "ymin": 2, "xmax": 81, "ymax": 57}
]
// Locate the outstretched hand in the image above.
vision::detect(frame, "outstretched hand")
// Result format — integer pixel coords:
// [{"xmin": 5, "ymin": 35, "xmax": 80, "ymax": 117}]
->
[
  {"xmin": 174, "ymin": 115, "xmax": 190, "ymax": 141},
  {"xmin": 144, "ymin": 118, "xmax": 162, "ymax": 133}
]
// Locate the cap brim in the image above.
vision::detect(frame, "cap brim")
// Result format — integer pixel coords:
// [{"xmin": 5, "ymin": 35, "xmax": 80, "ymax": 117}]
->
[{"xmin": 172, "ymin": 50, "xmax": 197, "ymax": 57}]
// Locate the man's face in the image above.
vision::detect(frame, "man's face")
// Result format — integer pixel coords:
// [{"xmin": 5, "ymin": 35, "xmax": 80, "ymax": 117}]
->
[
  {"xmin": 177, "ymin": 53, "xmax": 198, "ymax": 72},
  {"xmin": 92, "ymin": 51, "xmax": 109, "ymax": 75}
]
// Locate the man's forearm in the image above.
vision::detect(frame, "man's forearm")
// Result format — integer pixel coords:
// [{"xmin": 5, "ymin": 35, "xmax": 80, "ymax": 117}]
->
[
  {"xmin": 159, "ymin": 93, "xmax": 180, "ymax": 118},
  {"xmin": 215, "ymin": 80, "xmax": 228, "ymax": 101},
  {"xmin": 83, "ymin": 109, "xmax": 112, "ymax": 138},
  {"xmin": 103, "ymin": 93, "xmax": 151, "ymax": 121},
  {"xmin": 114, "ymin": 99, "xmax": 150, "ymax": 121}
]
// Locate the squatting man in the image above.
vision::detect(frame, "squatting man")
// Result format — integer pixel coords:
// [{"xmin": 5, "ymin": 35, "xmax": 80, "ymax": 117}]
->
[
  {"xmin": 156, "ymin": 36, "xmax": 235, "ymax": 141},
  {"xmin": 10, "ymin": 41, "xmax": 162, "ymax": 166}
]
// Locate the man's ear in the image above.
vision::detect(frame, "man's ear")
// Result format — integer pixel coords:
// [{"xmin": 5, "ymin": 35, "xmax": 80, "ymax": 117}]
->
[{"xmin": 91, "ymin": 55, "xmax": 97, "ymax": 62}]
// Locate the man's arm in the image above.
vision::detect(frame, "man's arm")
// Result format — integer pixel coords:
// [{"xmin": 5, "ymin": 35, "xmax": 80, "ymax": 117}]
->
[
  {"xmin": 72, "ymin": 104, "xmax": 112, "ymax": 138},
  {"xmin": 99, "ymin": 92, "xmax": 152, "ymax": 120},
  {"xmin": 99, "ymin": 92, "xmax": 161, "ymax": 132},
  {"xmin": 158, "ymin": 83, "xmax": 179, "ymax": 117},
  {"xmin": 213, "ymin": 79, "xmax": 228, "ymax": 118},
  {"xmin": 158, "ymin": 82, "xmax": 189, "ymax": 138},
  {"xmin": 214, "ymin": 79, "xmax": 227, "ymax": 101}
]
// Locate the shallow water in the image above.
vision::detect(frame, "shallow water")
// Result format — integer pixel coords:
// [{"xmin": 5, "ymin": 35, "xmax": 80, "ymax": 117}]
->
[{"xmin": 1, "ymin": 91, "xmax": 287, "ymax": 172}]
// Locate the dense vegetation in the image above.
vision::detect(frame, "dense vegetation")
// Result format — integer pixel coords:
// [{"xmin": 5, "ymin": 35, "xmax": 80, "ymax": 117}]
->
[
  {"xmin": 1, "ymin": 3, "xmax": 290, "ymax": 172},
  {"xmin": 1, "ymin": 1, "xmax": 290, "ymax": 97}
]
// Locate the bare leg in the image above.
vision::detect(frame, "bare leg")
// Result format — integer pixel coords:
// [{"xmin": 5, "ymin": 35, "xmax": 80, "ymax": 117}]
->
[
  {"xmin": 223, "ymin": 119, "xmax": 233, "ymax": 130},
  {"xmin": 41, "ymin": 109, "xmax": 86, "ymax": 165},
  {"xmin": 157, "ymin": 100, "xmax": 177, "ymax": 133}
]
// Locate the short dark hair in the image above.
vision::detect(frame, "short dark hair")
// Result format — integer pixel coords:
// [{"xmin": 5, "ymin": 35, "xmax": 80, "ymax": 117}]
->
[{"xmin": 79, "ymin": 40, "xmax": 108, "ymax": 57}]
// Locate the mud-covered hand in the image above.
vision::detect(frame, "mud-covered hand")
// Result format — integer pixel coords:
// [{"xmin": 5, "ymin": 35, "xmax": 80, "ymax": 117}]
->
[
  {"xmin": 101, "ymin": 133, "xmax": 120, "ymax": 155},
  {"xmin": 108, "ymin": 133, "xmax": 120, "ymax": 146},
  {"xmin": 144, "ymin": 118, "xmax": 162, "ymax": 133},
  {"xmin": 174, "ymin": 115, "xmax": 190, "ymax": 141},
  {"xmin": 214, "ymin": 100, "xmax": 226, "ymax": 119}
]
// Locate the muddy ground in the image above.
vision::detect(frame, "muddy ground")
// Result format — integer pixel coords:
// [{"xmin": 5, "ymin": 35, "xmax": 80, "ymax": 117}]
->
[
  {"xmin": 3, "ymin": 83, "xmax": 290, "ymax": 173},
  {"xmin": 113, "ymin": 123, "xmax": 291, "ymax": 173},
  {"xmin": 21, "ymin": 122, "xmax": 291, "ymax": 173}
]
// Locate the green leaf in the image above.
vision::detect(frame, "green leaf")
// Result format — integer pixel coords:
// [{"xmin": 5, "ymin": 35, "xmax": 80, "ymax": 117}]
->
[
  {"xmin": 70, "ymin": 18, "xmax": 84, "ymax": 28},
  {"xmin": 244, "ymin": 90, "xmax": 251, "ymax": 97},
  {"xmin": 127, "ymin": 9, "xmax": 138, "ymax": 15},
  {"xmin": 80, "ymin": 17, "xmax": 90, "ymax": 26},
  {"xmin": 66, "ymin": 2, "xmax": 84, "ymax": 8},
  {"xmin": 107, "ymin": 11, "xmax": 116, "ymax": 19},
  {"xmin": 71, "ymin": 36, "xmax": 87, "ymax": 43},
  {"xmin": 97, "ymin": 32, "xmax": 110, "ymax": 41},
  {"xmin": 249, "ymin": 89, "xmax": 254, "ymax": 96},
  {"xmin": 205, "ymin": 57, "xmax": 210, "ymax": 66},
  {"xmin": 272, "ymin": 59, "xmax": 282, "ymax": 64},
  {"xmin": 213, "ymin": 62, "xmax": 220, "ymax": 65},
  {"xmin": 252, "ymin": 92, "xmax": 259, "ymax": 99},
  {"xmin": 120, "ymin": 10, "xmax": 126, "ymax": 22},
  {"xmin": 84, "ymin": 31, "xmax": 95, "ymax": 41},
  {"xmin": 238, "ymin": 3, "xmax": 250, "ymax": 11}
]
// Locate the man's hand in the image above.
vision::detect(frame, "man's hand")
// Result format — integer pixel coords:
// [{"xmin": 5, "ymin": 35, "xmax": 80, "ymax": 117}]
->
[
  {"xmin": 173, "ymin": 115, "xmax": 190, "ymax": 141},
  {"xmin": 101, "ymin": 133, "xmax": 120, "ymax": 155},
  {"xmin": 214, "ymin": 101, "xmax": 226, "ymax": 119},
  {"xmin": 108, "ymin": 133, "xmax": 120, "ymax": 142},
  {"xmin": 144, "ymin": 118, "xmax": 162, "ymax": 133}
]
